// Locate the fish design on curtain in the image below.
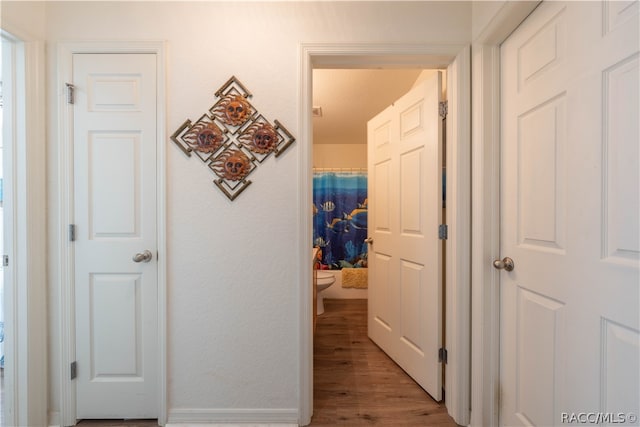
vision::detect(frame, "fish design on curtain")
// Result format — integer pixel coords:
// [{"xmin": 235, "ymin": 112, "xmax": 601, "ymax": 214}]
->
[{"xmin": 313, "ymin": 170, "xmax": 368, "ymax": 270}]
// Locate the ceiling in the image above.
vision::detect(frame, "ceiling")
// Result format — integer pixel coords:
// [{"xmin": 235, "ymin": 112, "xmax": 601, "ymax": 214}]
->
[{"xmin": 312, "ymin": 69, "xmax": 424, "ymax": 145}]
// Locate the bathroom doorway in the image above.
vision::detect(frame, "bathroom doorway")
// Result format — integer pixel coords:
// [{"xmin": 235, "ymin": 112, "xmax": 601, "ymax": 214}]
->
[
  {"xmin": 312, "ymin": 68, "xmax": 424, "ymax": 296},
  {"xmin": 300, "ymin": 43, "xmax": 472, "ymax": 426},
  {"xmin": 312, "ymin": 69, "xmax": 445, "ymax": 412},
  {"xmin": 311, "ymin": 68, "xmax": 443, "ymax": 298}
]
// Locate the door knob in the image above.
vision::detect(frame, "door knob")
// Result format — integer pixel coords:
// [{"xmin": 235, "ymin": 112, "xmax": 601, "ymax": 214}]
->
[
  {"xmin": 132, "ymin": 250, "xmax": 153, "ymax": 263},
  {"xmin": 364, "ymin": 237, "xmax": 374, "ymax": 244},
  {"xmin": 493, "ymin": 257, "xmax": 514, "ymax": 272}
]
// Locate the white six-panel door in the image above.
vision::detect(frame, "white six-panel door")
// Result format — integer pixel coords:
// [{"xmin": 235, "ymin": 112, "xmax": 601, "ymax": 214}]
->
[
  {"xmin": 367, "ymin": 72, "xmax": 443, "ymax": 400},
  {"xmin": 500, "ymin": 2, "xmax": 639, "ymax": 425},
  {"xmin": 73, "ymin": 53, "xmax": 158, "ymax": 419}
]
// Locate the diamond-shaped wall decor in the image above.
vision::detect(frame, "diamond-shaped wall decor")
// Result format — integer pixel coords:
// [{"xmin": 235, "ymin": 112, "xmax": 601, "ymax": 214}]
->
[{"xmin": 171, "ymin": 76, "xmax": 295, "ymax": 201}]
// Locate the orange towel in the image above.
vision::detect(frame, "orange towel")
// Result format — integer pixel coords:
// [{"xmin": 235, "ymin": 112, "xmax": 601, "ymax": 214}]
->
[{"xmin": 341, "ymin": 268, "xmax": 368, "ymax": 289}]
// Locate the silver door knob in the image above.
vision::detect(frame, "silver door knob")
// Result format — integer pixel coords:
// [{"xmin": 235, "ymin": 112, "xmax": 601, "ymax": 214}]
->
[
  {"xmin": 132, "ymin": 250, "xmax": 153, "ymax": 263},
  {"xmin": 364, "ymin": 237, "xmax": 374, "ymax": 244},
  {"xmin": 493, "ymin": 257, "xmax": 514, "ymax": 272}
]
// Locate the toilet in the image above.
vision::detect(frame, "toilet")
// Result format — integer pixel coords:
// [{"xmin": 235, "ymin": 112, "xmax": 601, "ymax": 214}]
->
[{"xmin": 315, "ymin": 271, "xmax": 335, "ymax": 315}]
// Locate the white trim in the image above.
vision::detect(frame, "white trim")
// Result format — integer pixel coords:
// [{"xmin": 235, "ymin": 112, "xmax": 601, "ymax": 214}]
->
[
  {"xmin": 298, "ymin": 42, "xmax": 471, "ymax": 426},
  {"xmin": 56, "ymin": 41, "xmax": 168, "ymax": 426},
  {"xmin": 167, "ymin": 424, "xmax": 296, "ymax": 427},
  {"xmin": 470, "ymin": 42, "xmax": 502, "ymax": 427},
  {"xmin": 298, "ymin": 44, "xmax": 314, "ymax": 427},
  {"xmin": 2, "ymin": 31, "xmax": 20, "ymax": 427},
  {"xmin": 445, "ymin": 45, "xmax": 471, "ymax": 426},
  {"xmin": 23, "ymin": 37, "xmax": 48, "ymax": 427},
  {"xmin": 167, "ymin": 408, "xmax": 299, "ymax": 424},
  {"xmin": 469, "ymin": 2, "xmax": 540, "ymax": 426},
  {"xmin": 1, "ymin": 30, "xmax": 48, "ymax": 427}
]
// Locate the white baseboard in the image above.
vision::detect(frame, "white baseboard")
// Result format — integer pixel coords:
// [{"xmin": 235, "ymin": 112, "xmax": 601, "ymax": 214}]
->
[
  {"xmin": 49, "ymin": 408, "xmax": 298, "ymax": 426},
  {"xmin": 167, "ymin": 408, "xmax": 299, "ymax": 426},
  {"xmin": 48, "ymin": 410, "xmax": 61, "ymax": 427},
  {"xmin": 167, "ymin": 424, "xmax": 297, "ymax": 427}
]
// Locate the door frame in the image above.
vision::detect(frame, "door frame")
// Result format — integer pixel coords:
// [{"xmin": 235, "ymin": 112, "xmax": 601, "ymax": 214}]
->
[
  {"xmin": 469, "ymin": 2, "xmax": 541, "ymax": 426},
  {"xmin": 0, "ymin": 28, "xmax": 47, "ymax": 427},
  {"xmin": 56, "ymin": 41, "xmax": 167, "ymax": 426},
  {"xmin": 297, "ymin": 42, "xmax": 471, "ymax": 426}
]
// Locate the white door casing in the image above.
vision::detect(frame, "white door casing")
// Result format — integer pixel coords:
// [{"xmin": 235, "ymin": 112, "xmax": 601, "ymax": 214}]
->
[
  {"xmin": 500, "ymin": 2, "xmax": 639, "ymax": 426},
  {"xmin": 367, "ymin": 72, "xmax": 443, "ymax": 400},
  {"xmin": 73, "ymin": 53, "xmax": 159, "ymax": 419}
]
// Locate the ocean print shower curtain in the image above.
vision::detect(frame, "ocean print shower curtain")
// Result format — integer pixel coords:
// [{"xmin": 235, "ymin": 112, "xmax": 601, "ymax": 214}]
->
[{"xmin": 313, "ymin": 170, "xmax": 368, "ymax": 270}]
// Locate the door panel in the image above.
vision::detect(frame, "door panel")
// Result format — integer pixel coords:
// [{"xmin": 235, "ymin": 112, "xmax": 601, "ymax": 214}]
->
[
  {"xmin": 74, "ymin": 53, "xmax": 158, "ymax": 419},
  {"xmin": 603, "ymin": 55, "xmax": 639, "ymax": 263},
  {"xmin": 91, "ymin": 274, "xmax": 142, "ymax": 377},
  {"xmin": 515, "ymin": 288, "xmax": 565, "ymax": 427},
  {"xmin": 500, "ymin": 2, "xmax": 639, "ymax": 425},
  {"xmin": 89, "ymin": 132, "xmax": 141, "ymax": 237},
  {"xmin": 517, "ymin": 95, "xmax": 566, "ymax": 252},
  {"xmin": 368, "ymin": 72, "xmax": 443, "ymax": 399}
]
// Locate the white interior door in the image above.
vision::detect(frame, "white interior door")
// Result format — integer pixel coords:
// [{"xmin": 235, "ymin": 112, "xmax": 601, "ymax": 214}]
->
[
  {"xmin": 500, "ymin": 2, "xmax": 639, "ymax": 425},
  {"xmin": 367, "ymin": 72, "xmax": 443, "ymax": 400},
  {"xmin": 74, "ymin": 53, "xmax": 158, "ymax": 419}
]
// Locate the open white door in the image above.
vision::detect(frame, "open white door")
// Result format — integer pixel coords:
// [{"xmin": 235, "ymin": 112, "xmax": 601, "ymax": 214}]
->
[
  {"xmin": 367, "ymin": 72, "xmax": 443, "ymax": 400},
  {"xmin": 73, "ymin": 53, "xmax": 159, "ymax": 419},
  {"xmin": 500, "ymin": 2, "xmax": 639, "ymax": 425}
]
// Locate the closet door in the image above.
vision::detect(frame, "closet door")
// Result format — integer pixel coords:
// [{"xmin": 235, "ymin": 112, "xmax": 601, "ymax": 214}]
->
[{"xmin": 74, "ymin": 52, "xmax": 159, "ymax": 419}]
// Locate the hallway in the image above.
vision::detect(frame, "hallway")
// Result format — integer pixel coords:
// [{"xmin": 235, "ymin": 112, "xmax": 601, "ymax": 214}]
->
[{"xmin": 311, "ymin": 299, "xmax": 457, "ymax": 426}]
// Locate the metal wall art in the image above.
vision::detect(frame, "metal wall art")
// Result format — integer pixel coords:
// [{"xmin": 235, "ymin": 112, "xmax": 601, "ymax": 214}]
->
[{"xmin": 171, "ymin": 76, "xmax": 295, "ymax": 201}]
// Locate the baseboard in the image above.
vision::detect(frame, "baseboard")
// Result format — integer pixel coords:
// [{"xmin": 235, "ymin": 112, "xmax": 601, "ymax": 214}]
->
[
  {"xmin": 50, "ymin": 407, "xmax": 299, "ymax": 426},
  {"xmin": 48, "ymin": 410, "xmax": 61, "ymax": 427},
  {"xmin": 167, "ymin": 424, "xmax": 297, "ymax": 427},
  {"xmin": 167, "ymin": 408, "xmax": 299, "ymax": 426}
]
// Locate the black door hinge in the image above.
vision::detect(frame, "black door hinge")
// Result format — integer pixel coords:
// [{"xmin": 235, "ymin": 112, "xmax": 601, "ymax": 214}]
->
[
  {"xmin": 438, "ymin": 347, "xmax": 448, "ymax": 364},
  {"xmin": 70, "ymin": 361, "xmax": 77, "ymax": 380},
  {"xmin": 66, "ymin": 83, "xmax": 75, "ymax": 105},
  {"xmin": 438, "ymin": 224, "xmax": 448, "ymax": 240},
  {"xmin": 439, "ymin": 100, "xmax": 448, "ymax": 119}
]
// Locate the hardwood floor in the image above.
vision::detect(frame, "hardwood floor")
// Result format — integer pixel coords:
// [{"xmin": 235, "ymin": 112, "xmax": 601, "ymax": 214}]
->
[{"xmin": 311, "ymin": 299, "xmax": 457, "ymax": 427}]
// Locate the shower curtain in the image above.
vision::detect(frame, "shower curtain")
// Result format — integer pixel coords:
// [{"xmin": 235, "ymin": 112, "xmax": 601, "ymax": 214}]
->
[{"xmin": 313, "ymin": 170, "xmax": 368, "ymax": 270}]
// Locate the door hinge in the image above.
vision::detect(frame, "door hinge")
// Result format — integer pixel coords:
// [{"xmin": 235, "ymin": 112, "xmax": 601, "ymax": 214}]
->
[
  {"xmin": 439, "ymin": 100, "xmax": 448, "ymax": 119},
  {"xmin": 2, "ymin": 255, "xmax": 8, "ymax": 267},
  {"xmin": 66, "ymin": 83, "xmax": 75, "ymax": 105},
  {"xmin": 69, "ymin": 224, "xmax": 76, "ymax": 242},
  {"xmin": 438, "ymin": 347, "xmax": 448, "ymax": 364},
  {"xmin": 70, "ymin": 361, "xmax": 77, "ymax": 380},
  {"xmin": 438, "ymin": 224, "xmax": 448, "ymax": 240}
]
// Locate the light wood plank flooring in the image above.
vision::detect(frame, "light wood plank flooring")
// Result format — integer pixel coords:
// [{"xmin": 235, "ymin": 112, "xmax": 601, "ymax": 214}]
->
[{"xmin": 311, "ymin": 299, "xmax": 457, "ymax": 426}]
